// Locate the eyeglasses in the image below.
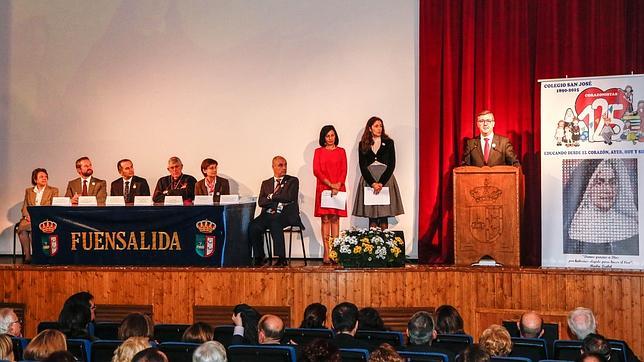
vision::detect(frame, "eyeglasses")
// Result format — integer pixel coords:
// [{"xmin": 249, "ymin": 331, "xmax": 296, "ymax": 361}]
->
[
  {"xmin": 477, "ymin": 119, "xmax": 494, "ymax": 124},
  {"xmin": 9, "ymin": 319, "xmax": 22, "ymax": 325}
]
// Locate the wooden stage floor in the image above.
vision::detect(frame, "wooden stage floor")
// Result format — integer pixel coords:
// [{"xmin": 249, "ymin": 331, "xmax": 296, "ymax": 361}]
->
[{"xmin": 1, "ymin": 261, "xmax": 642, "ymax": 358}]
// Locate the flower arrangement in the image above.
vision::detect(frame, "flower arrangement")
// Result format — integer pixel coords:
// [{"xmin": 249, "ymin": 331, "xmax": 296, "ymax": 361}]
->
[{"xmin": 329, "ymin": 228, "xmax": 405, "ymax": 268}]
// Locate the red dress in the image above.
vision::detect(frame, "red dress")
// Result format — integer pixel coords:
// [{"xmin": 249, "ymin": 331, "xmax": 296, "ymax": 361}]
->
[{"xmin": 313, "ymin": 147, "xmax": 348, "ymax": 217}]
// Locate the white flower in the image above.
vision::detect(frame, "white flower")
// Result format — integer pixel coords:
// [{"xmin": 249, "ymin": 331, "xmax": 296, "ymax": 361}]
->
[{"xmin": 340, "ymin": 244, "xmax": 351, "ymax": 254}]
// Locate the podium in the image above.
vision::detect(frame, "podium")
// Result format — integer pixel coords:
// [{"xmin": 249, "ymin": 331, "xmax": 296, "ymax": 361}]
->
[{"xmin": 453, "ymin": 166, "xmax": 521, "ymax": 266}]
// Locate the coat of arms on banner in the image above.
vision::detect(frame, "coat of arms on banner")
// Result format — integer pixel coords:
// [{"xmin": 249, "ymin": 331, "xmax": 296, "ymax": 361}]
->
[
  {"xmin": 39, "ymin": 220, "xmax": 59, "ymax": 256},
  {"xmin": 469, "ymin": 179, "xmax": 503, "ymax": 243},
  {"xmin": 195, "ymin": 219, "xmax": 216, "ymax": 257}
]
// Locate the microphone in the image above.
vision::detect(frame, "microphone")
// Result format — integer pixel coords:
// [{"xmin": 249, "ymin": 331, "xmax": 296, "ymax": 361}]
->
[{"xmin": 462, "ymin": 142, "xmax": 478, "ymax": 165}]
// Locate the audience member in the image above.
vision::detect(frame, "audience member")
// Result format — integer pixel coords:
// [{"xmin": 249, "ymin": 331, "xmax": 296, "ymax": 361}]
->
[
  {"xmin": 300, "ymin": 303, "xmax": 328, "ymax": 329},
  {"xmin": 61, "ymin": 291, "xmax": 96, "ymax": 322},
  {"xmin": 112, "ymin": 336, "xmax": 151, "ymax": 362},
  {"xmin": 577, "ymin": 352, "xmax": 608, "ymax": 362},
  {"xmin": 182, "ymin": 322, "xmax": 214, "ymax": 343},
  {"xmin": 23, "ymin": 329, "xmax": 67, "ymax": 361},
  {"xmin": 568, "ymin": 308, "xmax": 597, "ymax": 340},
  {"xmin": 58, "ymin": 303, "xmax": 94, "ymax": 340},
  {"xmin": 192, "ymin": 341, "xmax": 227, "ymax": 362},
  {"xmin": 257, "ymin": 314, "xmax": 286, "ymax": 345},
  {"xmin": 0, "ymin": 333, "xmax": 14, "ymax": 362},
  {"xmin": 132, "ymin": 348, "xmax": 169, "ymax": 362},
  {"xmin": 0, "ymin": 309, "xmax": 22, "ymax": 337},
  {"xmin": 230, "ymin": 304, "xmax": 261, "ymax": 345},
  {"xmin": 358, "ymin": 307, "xmax": 388, "ymax": 331},
  {"xmin": 118, "ymin": 313, "xmax": 154, "ymax": 340},
  {"xmin": 459, "ymin": 345, "xmax": 491, "ymax": 362},
  {"xmin": 518, "ymin": 311, "xmax": 544, "ymax": 338},
  {"xmin": 331, "ymin": 302, "xmax": 374, "ymax": 351},
  {"xmin": 368, "ymin": 343, "xmax": 404, "ymax": 362},
  {"xmin": 435, "ymin": 305, "xmax": 465, "ymax": 335},
  {"xmin": 478, "ymin": 325, "xmax": 512, "ymax": 357},
  {"xmin": 402, "ymin": 311, "xmax": 456, "ymax": 361},
  {"xmin": 299, "ymin": 338, "xmax": 341, "ymax": 362},
  {"xmin": 41, "ymin": 351, "xmax": 76, "ymax": 362},
  {"xmin": 582, "ymin": 334, "xmax": 614, "ymax": 362}
]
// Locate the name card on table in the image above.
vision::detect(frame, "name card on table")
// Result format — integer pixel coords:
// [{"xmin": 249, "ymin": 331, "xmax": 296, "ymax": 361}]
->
[
  {"xmin": 106, "ymin": 196, "xmax": 125, "ymax": 206},
  {"xmin": 52, "ymin": 197, "xmax": 72, "ymax": 206},
  {"xmin": 193, "ymin": 195, "xmax": 214, "ymax": 206},
  {"xmin": 78, "ymin": 196, "xmax": 98, "ymax": 206},
  {"xmin": 164, "ymin": 196, "xmax": 183, "ymax": 206},
  {"xmin": 363, "ymin": 187, "xmax": 390, "ymax": 206},
  {"xmin": 219, "ymin": 195, "xmax": 240, "ymax": 204},
  {"xmin": 134, "ymin": 196, "xmax": 153, "ymax": 206}
]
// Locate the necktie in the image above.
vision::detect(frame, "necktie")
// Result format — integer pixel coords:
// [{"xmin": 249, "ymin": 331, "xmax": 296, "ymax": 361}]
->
[
  {"xmin": 82, "ymin": 180, "xmax": 88, "ymax": 196},
  {"xmin": 484, "ymin": 138, "xmax": 490, "ymax": 164},
  {"xmin": 124, "ymin": 181, "xmax": 131, "ymax": 202},
  {"xmin": 274, "ymin": 178, "xmax": 282, "ymax": 193}
]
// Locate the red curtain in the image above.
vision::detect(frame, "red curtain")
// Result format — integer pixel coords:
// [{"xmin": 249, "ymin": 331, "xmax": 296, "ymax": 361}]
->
[{"xmin": 418, "ymin": 0, "xmax": 644, "ymax": 265}]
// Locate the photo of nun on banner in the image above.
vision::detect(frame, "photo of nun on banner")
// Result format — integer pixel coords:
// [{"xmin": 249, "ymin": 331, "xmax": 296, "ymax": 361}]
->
[{"xmin": 563, "ymin": 158, "xmax": 639, "ymax": 255}]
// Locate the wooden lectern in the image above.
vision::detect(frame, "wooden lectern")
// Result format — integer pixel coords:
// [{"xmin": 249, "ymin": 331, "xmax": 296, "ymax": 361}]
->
[{"xmin": 453, "ymin": 166, "xmax": 521, "ymax": 266}]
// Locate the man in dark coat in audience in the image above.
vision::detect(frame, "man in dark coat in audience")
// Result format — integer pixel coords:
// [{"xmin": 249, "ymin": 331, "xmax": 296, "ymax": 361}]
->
[
  {"xmin": 331, "ymin": 302, "xmax": 376, "ymax": 351},
  {"xmin": 399, "ymin": 311, "xmax": 456, "ymax": 362}
]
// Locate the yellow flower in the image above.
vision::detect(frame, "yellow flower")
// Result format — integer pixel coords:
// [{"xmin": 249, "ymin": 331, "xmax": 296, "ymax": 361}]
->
[
  {"xmin": 363, "ymin": 244, "xmax": 374, "ymax": 253},
  {"xmin": 394, "ymin": 237, "xmax": 404, "ymax": 245},
  {"xmin": 391, "ymin": 246, "xmax": 401, "ymax": 257},
  {"xmin": 360, "ymin": 237, "xmax": 370, "ymax": 244},
  {"xmin": 329, "ymin": 250, "xmax": 338, "ymax": 261},
  {"xmin": 353, "ymin": 245, "xmax": 362, "ymax": 254}
]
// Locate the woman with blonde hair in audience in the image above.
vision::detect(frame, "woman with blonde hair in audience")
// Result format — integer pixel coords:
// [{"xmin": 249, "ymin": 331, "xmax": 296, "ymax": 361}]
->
[
  {"xmin": 0, "ymin": 333, "xmax": 15, "ymax": 362},
  {"xmin": 479, "ymin": 325, "xmax": 512, "ymax": 357},
  {"xmin": 23, "ymin": 329, "xmax": 67, "ymax": 361},
  {"xmin": 182, "ymin": 322, "xmax": 214, "ymax": 343},
  {"xmin": 112, "ymin": 336, "xmax": 150, "ymax": 362}
]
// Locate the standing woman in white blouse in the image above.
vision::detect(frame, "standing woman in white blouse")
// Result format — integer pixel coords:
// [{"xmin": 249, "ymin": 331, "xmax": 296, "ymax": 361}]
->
[
  {"xmin": 17, "ymin": 168, "xmax": 59, "ymax": 263},
  {"xmin": 353, "ymin": 116, "xmax": 404, "ymax": 230}
]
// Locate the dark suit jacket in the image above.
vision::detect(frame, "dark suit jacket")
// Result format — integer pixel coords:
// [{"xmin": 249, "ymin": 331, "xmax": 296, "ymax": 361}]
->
[
  {"xmin": 64, "ymin": 177, "xmax": 108, "ymax": 205},
  {"xmin": 358, "ymin": 138, "xmax": 396, "ymax": 185},
  {"xmin": 110, "ymin": 176, "xmax": 151, "ymax": 203},
  {"xmin": 333, "ymin": 332, "xmax": 376, "ymax": 351},
  {"xmin": 462, "ymin": 134, "xmax": 519, "ymax": 167},
  {"xmin": 195, "ymin": 177, "xmax": 231, "ymax": 202},
  {"xmin": 399, "ymin": 344, "xmax": 457, "ymax": 362},
  {"xmin": 258, "ymin": 175, "xmax": 301, "ymax": 226}
]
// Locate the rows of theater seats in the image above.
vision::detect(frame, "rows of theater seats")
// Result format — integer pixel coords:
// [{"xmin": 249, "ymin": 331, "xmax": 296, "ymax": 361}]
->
[{"xmin": 7, "ymin": 321, "xmax": 631, "ymax": 362}]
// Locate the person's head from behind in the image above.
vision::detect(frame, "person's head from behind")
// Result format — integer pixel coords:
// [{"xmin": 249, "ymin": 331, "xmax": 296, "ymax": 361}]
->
[
  {"xmin": 192, "ymin": 341, "xmax": 227, "ymax": 362},
  {"xmin": 0, "ymin": 333, "xmax": 14, "ymax": 361},
  {"xmin": 577, "ymin": 352, "xmax": 607, "ymax": 362},
  {"xmin": 299, "ymin": 338, "xmax": 341, "ymax": 362},
  {"xmin": 368, "ymin": 343, "xmax": 404, "ymax": 362},
  {"xmin": 331, "ymin": 302, "xmax": 359, "ymax": 335},
  {"xmin": 182, "ymin": 322, "xmax": 214, "ymax": 343},
  {"xmin": 407, "ymin": 311, "xmax": 436, "ymax": 346},
  {"xmin": 58, "ymin": 303, "xmax": 91, "ymax": 336},
  {"xmin": 112, "ymin": 336, "xmax": 151, "ymax": 362},
  {"xmin": 62, "ymin": 291, "xmax": 95, "ymax": 321},
  {"xmin": 435, "ymin": 305, "xmax": 464, "ymax": 334},
  {"xmin": 233, "ymin": 304, "xmax": 261, "ymax": 344},
  {"xmin": 132, "ymin": 347, "xmax": 168, "ymax": 362},
  {"xmin": 568, "ymin": 307, "xmax": 596, "ymax": 340},
  {"xmin": 518, "ymin": 311, "xmax": 544, "ymax": 338},
  {"xmin": 478, "ymin": 325, "xmax": 512, "ymax": 357},
  {"xmin": 300, "ymin": 303, "xmax": 327, "ymax": 329},
  {"xmin": 257, "ymin": 314, "xmax": 285, "ymax": 344},
  {"xmin": 582, "ymin": 333, "xmax": 611, "ymax": 361},
  {"xmin": 119, "ymin": 313, "xmax": 154, "ymax": 340},
  {"xmin": 459, "ymin": 345, "xmax": 490, "ymax": 362},
  {"xmin": 23, "ymin": 329, "xmax": 67, "ymax": 361},
  {"xmin": 41, "ymin": 351, "xmax": 76, "ymax": 362},
  {"xmin": 358, "ymin": 307, "xmax": 386, "ymax": 331},
  {"xmin": 0, "ymin": 308, "xmax": 21, "ymax": 337}
]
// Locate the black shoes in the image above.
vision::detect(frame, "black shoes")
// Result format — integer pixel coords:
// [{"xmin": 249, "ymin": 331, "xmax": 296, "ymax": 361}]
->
[
  {"xmin": 253, "ymin": 257, "xmax": 269, "ymax": 267},
  {"xmin": 274, "ymin": 258, "xmax": 288, "ymax": 267}
]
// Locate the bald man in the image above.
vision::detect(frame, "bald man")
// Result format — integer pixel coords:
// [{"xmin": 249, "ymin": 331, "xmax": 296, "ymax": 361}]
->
[
  {"xmin": 258, "ymin": 314, "xmax": 285, "ymax": 345},
  {"xmin": 518, "ymin": 311, "xmax": 544, "ymax": 339}
]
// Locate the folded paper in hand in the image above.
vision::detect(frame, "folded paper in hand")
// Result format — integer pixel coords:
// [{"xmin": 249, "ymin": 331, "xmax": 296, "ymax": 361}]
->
[
  {"xmin": 321, "ymin": 190, "xmax": 347, "ymax": 210},
  {"xmin": 363, "ymin": 187, "xmax": 390, "ymax": 206}
]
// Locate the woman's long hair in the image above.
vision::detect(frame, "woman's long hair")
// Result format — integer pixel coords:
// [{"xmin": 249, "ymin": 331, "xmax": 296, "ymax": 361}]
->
[{"xmin": 359, "ymin": 116, "xmax": 390, "ymax": 153}]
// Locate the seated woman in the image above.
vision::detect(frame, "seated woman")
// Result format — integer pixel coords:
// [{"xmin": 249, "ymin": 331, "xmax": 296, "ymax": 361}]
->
[
  {"xmin": 23, "ymin": 329, "xmax": 67, "ymax": 361},
  {"xmin": 358, "ymin": 307, "xmax": 388, "ymax": 331},
  {"xmin": 195, "ymin": 158, "xmax": 230, "ymax": 202},
  {"xmin": 58, "ymin": 303, "xmax": 94, "ymax": 341},
  {"xmin": 112, "ymin": 337, "xmax": 151, "ymax": 362},
  {"xmin": 478, "ymin": 325, "xmax": 512, "ymax": 357},
  {"xmin": 300, "ymin": 303, "xmax": 328, "ymax": 329},
  {"xmin": 0, "ymin": 333, "xmax": 14, "ymax": 362},
  {"xmin": 434, "ymin": 305, "xmax": 465, "ymax": 335},
  {"xmin": 118, "ymin": 313, "xmax": 154, "ymax": 341},
  {"xmin": 17, "ymin": 168, "xmax": 59, "ymax": 263},
  {"xmin": 182, "ymin": 322, "xmax": 214, "ymax": 343}
]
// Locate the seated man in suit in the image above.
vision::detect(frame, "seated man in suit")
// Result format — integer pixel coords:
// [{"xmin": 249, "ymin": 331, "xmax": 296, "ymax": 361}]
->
[
  {"xmin": 462, "ymin": 110, "xmax": 519, "ymax": 167},
  {"xmin": 65, "ymin": 156, "xmax": 108, "ymax": 205},
  {"xmin": 331, "ymin": 302, "xmax": 375, "ymax": 351},
  {"xmin": 400, "ymin": 311, "xmax": 456, "ymax": 361},
  {"xmin": 152, "ymin": 156, "xmax": 197, "ymax": 204},
  {"xmin": 110, "ymin": 159, "xmax": 151, "ymax": 203},
  {"xmin": 248, "ymin": 156, "xmax": 300, "ymax": 267},
  {"xmin": 195, "ymin": 158, "xmax": 230, "ymax": 203}
]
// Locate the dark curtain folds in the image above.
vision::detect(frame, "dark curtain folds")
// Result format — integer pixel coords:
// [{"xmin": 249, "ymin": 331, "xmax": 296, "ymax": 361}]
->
[{"xmin": 418, "ymin": 0, "xmax": 643, "ymax": 265}]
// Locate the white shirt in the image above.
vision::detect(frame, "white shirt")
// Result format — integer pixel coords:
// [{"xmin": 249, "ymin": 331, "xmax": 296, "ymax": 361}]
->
[
  {"xmin": 479, "ymin": 132, "xmax": 494, "ymax": 149},
  {"xmin": 33, "ymin": 185, "xmax": 45, "ymax": 205},
  {"xmin": 80, "ymin": 176, "xmax": 93, "ymax": 191}
]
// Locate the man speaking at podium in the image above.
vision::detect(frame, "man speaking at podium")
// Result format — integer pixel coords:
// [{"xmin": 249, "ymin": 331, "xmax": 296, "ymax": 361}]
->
[{"xmin": 462, "ymin": 110, "xmax": 519, "ymax": 167}]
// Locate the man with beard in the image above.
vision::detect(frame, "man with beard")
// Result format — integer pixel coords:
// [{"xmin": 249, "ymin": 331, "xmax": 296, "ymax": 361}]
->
[{"xmin": 65, "ymin": 156, "xmax": 107, "ymax": 205}]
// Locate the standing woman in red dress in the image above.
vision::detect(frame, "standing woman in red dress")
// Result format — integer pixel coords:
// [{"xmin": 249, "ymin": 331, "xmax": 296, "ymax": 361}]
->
[{"xmin": 313, "ymin": 125, "xmax": 348, "ymax": 264}]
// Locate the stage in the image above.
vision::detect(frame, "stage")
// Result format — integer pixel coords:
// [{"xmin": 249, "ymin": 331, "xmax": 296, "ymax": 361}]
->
[{"xmin": 0, "ymin": 262, "xmax": 642, "ymax": 357}]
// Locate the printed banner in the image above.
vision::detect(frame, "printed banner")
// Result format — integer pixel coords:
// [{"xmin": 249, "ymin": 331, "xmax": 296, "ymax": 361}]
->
[
  {"xmin": 541, "ymin": 74, "xmax": 644, "ymax": 269},
  {"xmin": 29, "ymin": 204, "xmax": 256, "ymax": 267}
]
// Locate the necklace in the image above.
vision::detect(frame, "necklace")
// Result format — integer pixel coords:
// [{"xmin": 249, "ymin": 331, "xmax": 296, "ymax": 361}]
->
[{"xmin": 171, "ymin": 175, "xmax": 184, "ymax": 189}]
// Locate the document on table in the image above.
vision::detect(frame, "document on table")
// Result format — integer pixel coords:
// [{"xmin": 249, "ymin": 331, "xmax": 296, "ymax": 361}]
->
[{"xmin": 363, "ymin": 187, "xmax": 390, "ymax": 205}]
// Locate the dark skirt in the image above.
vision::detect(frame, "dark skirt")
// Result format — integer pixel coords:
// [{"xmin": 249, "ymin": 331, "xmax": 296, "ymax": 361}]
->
[{"xmin": 353, "ymin": 163, "xmax": 404, "ymax": 218}]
